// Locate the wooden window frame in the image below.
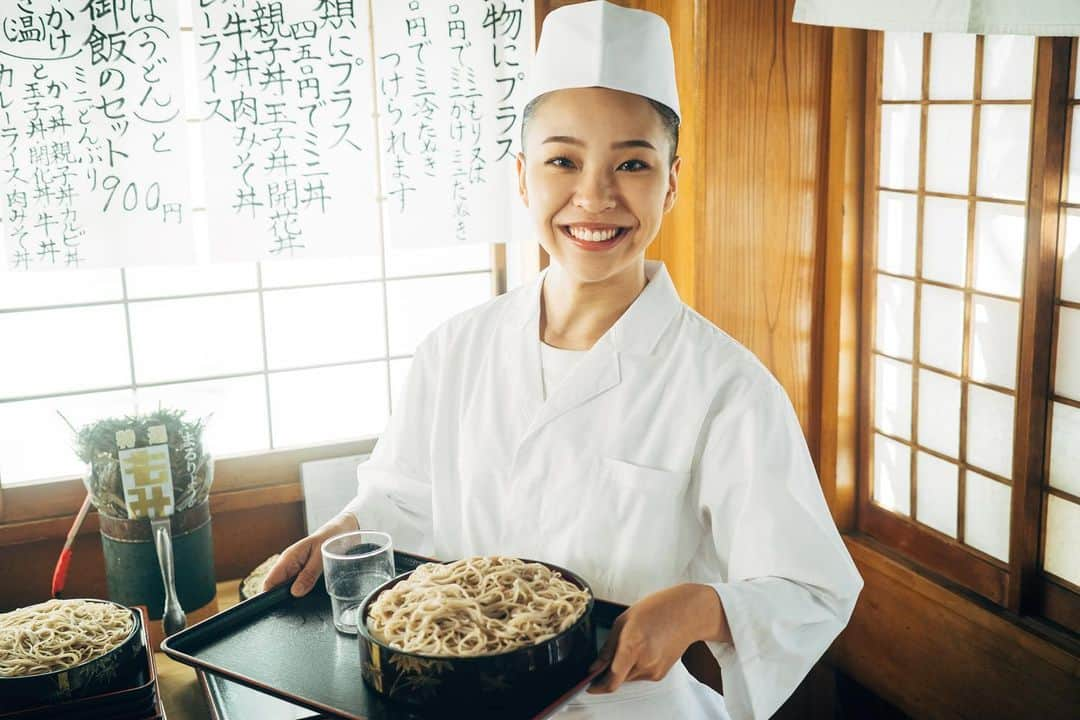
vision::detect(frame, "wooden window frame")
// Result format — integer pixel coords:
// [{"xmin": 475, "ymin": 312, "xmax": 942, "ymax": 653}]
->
[{"xmin": 859, "ymin": 32, "xmax": 1079, "ymax": 634}]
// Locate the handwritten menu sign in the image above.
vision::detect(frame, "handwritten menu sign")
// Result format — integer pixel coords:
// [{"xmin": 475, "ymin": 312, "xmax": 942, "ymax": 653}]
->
[
  {"xmin": 0, "ymin": 0, "xmax": 194, "ymax": 271},
  {"xmin": 373, "ymin": 0, "xmax": 530, "ymax": 248},
  {"xmin": 2, "ymin": 1, "xmax": 533, "ymax": 269},
  {"xmin": 195, "ymin": 0, "xmax": 380, "ymax": 260}
]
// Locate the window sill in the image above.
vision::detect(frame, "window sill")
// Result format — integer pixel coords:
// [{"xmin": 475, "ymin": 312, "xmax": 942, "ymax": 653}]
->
[
  {"xmin": 843, "ymin": 532, "xmax": 1080, "ymax": 662},
  {"xmin": 0, "ymin": 436, "xmax": 378, "ymax": 543}
]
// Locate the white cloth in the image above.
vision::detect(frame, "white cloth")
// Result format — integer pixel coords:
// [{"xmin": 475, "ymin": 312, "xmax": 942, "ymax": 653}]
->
[
  {"xmin": 793, "ymin": 0, "xmax": 1080, "ymax": 35},
  {"xmin": 345, "ymin": 261, "xmax": 863, "ymax": 720},
  {"xmin": 525, "ymin": 1, "xmax": 681, "ymax": 119},
  {"xmin": 541, "ymin": 341, "xmax": 587, "ymax": 400}
]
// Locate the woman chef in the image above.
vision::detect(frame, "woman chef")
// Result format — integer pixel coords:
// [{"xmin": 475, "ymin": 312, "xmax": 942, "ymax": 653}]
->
[{"xmin": 265, "ymin": 2, "xmax": 862, "ymax": 718}]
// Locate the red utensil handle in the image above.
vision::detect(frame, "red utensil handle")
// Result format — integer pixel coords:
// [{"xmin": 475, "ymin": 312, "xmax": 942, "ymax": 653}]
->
[{"xmin": 51, "ymin": 547, "xmax": 73, "ymax": 598}]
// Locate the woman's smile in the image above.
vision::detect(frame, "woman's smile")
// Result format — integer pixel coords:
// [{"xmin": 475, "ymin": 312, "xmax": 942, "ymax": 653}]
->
[{"xmin": 559, "ymin": 223, "xmax": 633, "ymax": 252}]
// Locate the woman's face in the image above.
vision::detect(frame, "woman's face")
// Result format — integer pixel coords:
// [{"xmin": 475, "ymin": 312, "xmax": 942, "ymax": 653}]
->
[{"xmin": 516, "ymin": 87, "xmax": 680, "ymax": 286}]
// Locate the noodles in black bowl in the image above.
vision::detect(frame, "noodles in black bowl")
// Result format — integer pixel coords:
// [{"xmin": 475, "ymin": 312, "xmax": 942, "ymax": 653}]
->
[
  {"xmin": 357, "ymin": 556, "xmax": 596, "ymax": 710},
  {"xmin": 0, "ymin": 598, "xmax": 144, "ymax": 711}
]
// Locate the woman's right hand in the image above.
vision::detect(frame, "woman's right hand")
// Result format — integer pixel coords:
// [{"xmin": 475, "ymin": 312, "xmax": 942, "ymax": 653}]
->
[{"xmin": 262, "ymin": 512, "xmax": 360, "ymax": 597}]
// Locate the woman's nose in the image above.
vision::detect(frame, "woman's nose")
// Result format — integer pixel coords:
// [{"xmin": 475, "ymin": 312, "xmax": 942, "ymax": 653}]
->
[{"xmin": 573, "ymin": 168, "xmax": 616, "ymax": 213}]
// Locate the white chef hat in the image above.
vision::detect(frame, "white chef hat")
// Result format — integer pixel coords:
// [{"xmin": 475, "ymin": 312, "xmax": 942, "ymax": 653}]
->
[{"xmin": 525, "ymin": 0, "xmax": 681, "ymax": 121}]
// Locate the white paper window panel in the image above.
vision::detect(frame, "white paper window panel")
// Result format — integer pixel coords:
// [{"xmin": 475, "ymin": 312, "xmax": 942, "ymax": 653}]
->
[
  {"xmin": 877, "ymin": 191, "xmax": 917, "ymax": 276},
  {"xmin": 1043, "ymin": 495, "xmax": 1080, "ymax": 588},
  {"xmin": 874, "ymin": 433, "xmax": 912, "ymax": 516},
  {"xmin": 973, "ymin": 202, "xmax": 1026, "ymax": 298},
  {"xmin": 876, "ymin": 274, "xmax": 915, "ymax": 360},
  {"xmin": 125, "ymin": 263, "xmax": 257, "ymax": 299},
  {"xmin": 919, "ymin": 284, "xmax": 964, "ymax": 375},
  {"xmin": 882, "ymin": 32, "xmax": 924, "ymax": 101},
  {"xmin": 386, "ymin": 273, "xmax": 491, "ymax": 357},
  {"xmin": 262, "ymin": 284, "xmax": 385, "ymax": 370},
  {"xmin": 880, "ymin": 105, "xmax": 922, "ymax": 191},
  {"xmin": 269, "ymin": 362, "xmax": 388, "ymax": 448},
  {"xmin": 981, "ymin": 35, "xmax": 1036, "ymax": 101},
  {"xmin": 922, "ymin": 196, "xmax": 968, "ymax": 287},
  {"xmin": 260, "ymin": 256, "xmax": 382, "ymax": 288},
  {"xmin": 389, "ymin": 357, "xmax": 413, "ymax": 416},
  {"xmin": 0, "ymin": 390, "xmax": 135, "ymax": 486},
  {"xmin": 926, "ymin": 106, "xmax": 973, "ymax": 195},
  {"xmin": 1061, "ymin": 210, "xmax": 1080, "ymax": 302},
  {"xmin": 1067, "ymin": 118, "xmax": 1080, "ymax": 206},
  {"xmin": 1054, "ymin": 306, "xmax": 1080, "ymax": 405},
  {"xmin": 129, "ymin": 294, "xmax": 264, "ymax": 384},
  {"xmin": 929, "ymin": 34, "xmax": 975, "ymax": 100},
  {"xmin": 916, "ymin": 451, "xmax": 959, "ymax": 538},
  {"xmin": 1055, "ymin": 306, "xmax": 1080, "ymax": 401},
  {"xmin": 0, "ymin": 268, "xmax": 122, "ymax": 310},
  {"xmin": 969, "ymin": 295, "xmax": 1020, "ymax": 390},
  {"xmin": 964, "ymin": 470, "xmax": 1011, "ymax": 562},
  {"xmin": 875, "ymin": 355, "xmax": 912, "ymax": 439},
  {"xmin": 918, "ymin": 369, "xmax": 961, "ymax": 458},
  {"xmin": 135, "ymin": 376, "xmax": 269, "ymax": 457},
  {"xmin": 966, "ymin": 384, "xmax": 1015, "ymax": 479},
  {"xmin": 384, "ymin": 243, "xmax": 493, "ymax": 279},
  {"xmin": 976, "ymin": 106, "xmax": 1032, "ymax": 203},
  {"xmin": 1049, "ymin": 402, "xmax": 1080, "ymax": 497},
  {"xmin": 0, "ymin": 305, "xmax": 131, "ymax": 400}
]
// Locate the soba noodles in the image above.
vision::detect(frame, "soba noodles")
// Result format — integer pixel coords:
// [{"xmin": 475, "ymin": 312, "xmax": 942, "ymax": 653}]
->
[
  {"xmin": 0, "ymin": 599, "xmax": 134, "ymax": 677},
  {"xmin": 366, "ymin": 556, "xmax": 589, "ymax": 657}
]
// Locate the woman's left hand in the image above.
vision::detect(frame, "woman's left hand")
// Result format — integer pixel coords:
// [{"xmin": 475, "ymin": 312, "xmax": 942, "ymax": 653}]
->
[{"xmin": 587, "ymin": 583, "xmax": 729, "ymax": 694}]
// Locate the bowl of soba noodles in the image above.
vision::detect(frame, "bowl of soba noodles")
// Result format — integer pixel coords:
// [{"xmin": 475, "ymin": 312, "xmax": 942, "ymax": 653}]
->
[
  {"xmin": 357, "ymin": 556, "xmax": 596, "ymax": 710},
  {"xmin": 0, "ymin": 598, "xmax": 144, "ymax": 710}
]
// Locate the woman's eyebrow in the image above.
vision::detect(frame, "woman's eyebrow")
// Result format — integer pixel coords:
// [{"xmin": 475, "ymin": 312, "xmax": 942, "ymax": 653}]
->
[{"xmin": 541, "ymin": 136, "xmax": 657, "ymax": 151}]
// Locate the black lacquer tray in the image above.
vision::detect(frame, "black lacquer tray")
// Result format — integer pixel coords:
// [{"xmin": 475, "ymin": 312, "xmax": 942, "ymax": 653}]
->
[{"xmin": 165, "ymin": 551, "xmax": 625, "ymax": 720}]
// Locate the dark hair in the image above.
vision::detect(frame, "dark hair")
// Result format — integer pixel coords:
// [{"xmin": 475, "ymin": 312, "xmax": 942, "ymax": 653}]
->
[{"xmin": 520, "ymin": 92, "xmax": 680, "ymax": 166}]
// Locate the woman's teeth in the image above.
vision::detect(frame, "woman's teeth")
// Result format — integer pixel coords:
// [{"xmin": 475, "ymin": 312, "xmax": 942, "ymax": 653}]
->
[{"xmin": 567, "ymin": 226, "xmax": 622, "ymax": 242}]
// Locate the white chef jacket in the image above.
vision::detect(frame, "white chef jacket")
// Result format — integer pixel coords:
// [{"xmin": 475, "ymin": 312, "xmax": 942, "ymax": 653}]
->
[
  {"xmin": 344, "ymin": 260, "xmax": 863, "ymax": 720},
  {"xmin": 540, "ymin": 342, "xmax": 586, "ymax": 399}
]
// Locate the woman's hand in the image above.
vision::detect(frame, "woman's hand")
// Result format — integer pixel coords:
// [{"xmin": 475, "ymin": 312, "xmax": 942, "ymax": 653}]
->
[
  {"xmin": 587, "ymin": 583, "xmax": 729, "ymax": 694},
  {"xmin": 262, "ymin": 512, "xmax": 360, "ymax": 597}
]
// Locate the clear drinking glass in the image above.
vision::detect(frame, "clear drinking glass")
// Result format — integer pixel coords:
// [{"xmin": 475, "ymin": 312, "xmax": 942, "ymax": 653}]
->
[{"xmin": 321, "ymin": 530, "xmax": 394, "ymax": 635}]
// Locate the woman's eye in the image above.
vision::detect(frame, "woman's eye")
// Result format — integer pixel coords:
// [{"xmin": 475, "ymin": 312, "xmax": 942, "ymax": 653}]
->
[
  {"xmin": 546, "ymin": 157, "xmax": 575, "ymax": 169},
  {"xmin": 618, "ymin": 159, "xmax": 649, "ymax": 172}
]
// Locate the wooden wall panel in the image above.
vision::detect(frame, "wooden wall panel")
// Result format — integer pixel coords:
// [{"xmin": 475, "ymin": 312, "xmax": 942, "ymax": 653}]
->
[
  {"xmin": 697, "ymin": 0, "xmax": 831, "ymax": 440},
  {"xmin": 835, "ymin": 539, "xmax": 1079, "ymax": 720}
]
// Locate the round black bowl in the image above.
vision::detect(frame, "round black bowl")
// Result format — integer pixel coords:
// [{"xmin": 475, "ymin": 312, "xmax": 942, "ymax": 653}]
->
[
  {"xmin": 0, "ymin": 600, "xmax": 144, "ymax": 712},
  {"xmin": 357, "ymin": 560, "xmax": 597, "ymax": 710}
]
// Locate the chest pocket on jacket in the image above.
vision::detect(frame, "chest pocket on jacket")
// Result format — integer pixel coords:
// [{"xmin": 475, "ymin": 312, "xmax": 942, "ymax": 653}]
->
[{"xmin": 570, "ymin": 457, "xmax": 691, "ymax": 602}]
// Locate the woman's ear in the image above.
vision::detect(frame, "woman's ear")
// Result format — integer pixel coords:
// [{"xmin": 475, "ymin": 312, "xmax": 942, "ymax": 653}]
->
[
  {"xmin": 663, "ymin": 156, "xmax": 681, "ymax": 213},
  {"xmin": 516, "ymin": 152, "xmax": 529, "ymax": 207}
]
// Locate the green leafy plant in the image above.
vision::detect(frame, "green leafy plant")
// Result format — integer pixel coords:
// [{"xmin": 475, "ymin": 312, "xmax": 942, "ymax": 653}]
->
[{"xmin": 71, "ymin": 408, "xmax": 213, "ymax": 519}]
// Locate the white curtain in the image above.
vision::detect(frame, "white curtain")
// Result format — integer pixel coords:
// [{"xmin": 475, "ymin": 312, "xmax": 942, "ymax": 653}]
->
[{"xmin": 793, "ymin": 0, "xmax": 1080, "ymax": 35}]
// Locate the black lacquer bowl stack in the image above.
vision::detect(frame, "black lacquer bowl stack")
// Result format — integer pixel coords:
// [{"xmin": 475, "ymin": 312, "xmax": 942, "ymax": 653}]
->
[
  {"xmin": 0, "ymin": 603, "xmax": 164, "ymax": 720},
  {"xmin": 357, "ymin": 560, "xmax": 598, "ymax": 712}
]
